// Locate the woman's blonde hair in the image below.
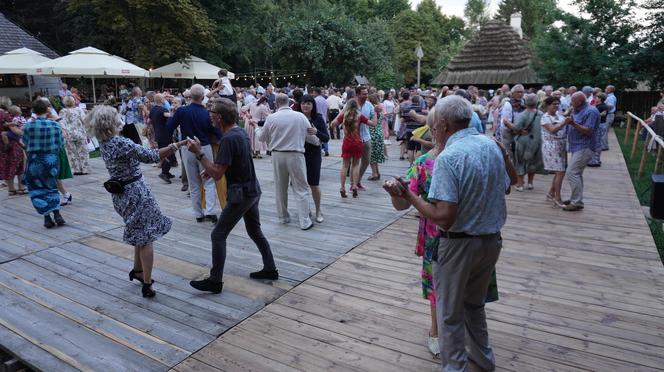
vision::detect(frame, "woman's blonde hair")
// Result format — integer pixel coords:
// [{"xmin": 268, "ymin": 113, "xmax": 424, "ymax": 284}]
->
[
  {"xmin": 87, "ymin": 105, "xmax": 122, "ymax": 141},
  {"xmin": 0, "ymin": 96, "xmax": 12, "ymax": 110},
  {"xmin": 343, "ymin": 99, "xmax": 360, "ymax": 135},
  {"xmin": 63, "ymin": 95, "xmax": 76, "ymax": 108}
]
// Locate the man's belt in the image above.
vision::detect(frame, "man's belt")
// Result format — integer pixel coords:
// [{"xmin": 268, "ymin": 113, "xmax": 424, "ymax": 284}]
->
[{"xmin": 439, "ymin": 230, "xmax": 496, "ymax": 239}]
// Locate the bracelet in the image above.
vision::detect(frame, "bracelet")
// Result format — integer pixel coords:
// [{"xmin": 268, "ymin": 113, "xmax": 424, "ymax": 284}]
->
[{"xmin": 168, "ymin": 143, "xmax": 178, "ymax": 152}]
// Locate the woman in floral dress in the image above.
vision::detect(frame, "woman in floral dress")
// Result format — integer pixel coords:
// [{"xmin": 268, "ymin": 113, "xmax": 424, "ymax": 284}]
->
[
  {"xmin": 59, "ymin": 96, "xmax": 90, "ymax": 174},
  {"xmin": 368, "ymin": 94, "xmax": 385, "ymax": 180},
  {"xmin": 540, "ymin": 96, "xmax": 568, "ymax": 207},
  {"xmin": 89, "ymin": 105, "xmax": 187, "ymax": 298}
]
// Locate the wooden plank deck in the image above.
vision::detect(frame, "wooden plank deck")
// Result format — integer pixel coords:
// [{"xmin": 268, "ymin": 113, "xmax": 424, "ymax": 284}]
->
[
  {"xmin": 180, "ymin": 130, "xmax": 664, "ymax": 372},
  {"xmin": 0, "ymin": 139, "xmax": 410, "ymax": 371}
]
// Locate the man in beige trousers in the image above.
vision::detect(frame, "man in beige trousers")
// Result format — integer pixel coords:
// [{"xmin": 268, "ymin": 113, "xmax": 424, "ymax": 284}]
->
[{"xmin": 258, "ymin": 93, "xmax": 314, "ymax": 230}]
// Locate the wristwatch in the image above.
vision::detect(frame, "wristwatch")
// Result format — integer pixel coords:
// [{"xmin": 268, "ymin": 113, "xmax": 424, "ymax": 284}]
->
[{"xmin": 196, "ymin": 153, "xmax": 205, "ymax": 161}]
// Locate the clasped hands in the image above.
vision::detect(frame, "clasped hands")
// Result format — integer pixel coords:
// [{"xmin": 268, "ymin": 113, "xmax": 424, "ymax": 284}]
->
[{"xmin": 382, "ymin": 177, "xmax": 413, "ymax": 200}]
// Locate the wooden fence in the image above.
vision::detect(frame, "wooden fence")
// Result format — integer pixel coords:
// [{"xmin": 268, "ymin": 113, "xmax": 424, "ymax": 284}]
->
[{"xmin": 624, "ymin": 111, "xmax": 664, "ymax": 177}]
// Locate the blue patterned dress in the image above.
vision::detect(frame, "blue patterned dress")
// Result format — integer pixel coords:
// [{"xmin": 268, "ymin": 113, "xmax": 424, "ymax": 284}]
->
[
  {"xmin": 23, "ymin": 118, "xmax": 63, "ymax": 215},
  {"xmin": 100, "ymin": 136, "xmax": 171, "ymax": 246}
]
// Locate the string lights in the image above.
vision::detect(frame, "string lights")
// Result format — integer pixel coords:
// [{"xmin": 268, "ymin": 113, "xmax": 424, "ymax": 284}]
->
[{"xmin": 234, "ymin": 70, "xmax": 308, "ymax": 82}]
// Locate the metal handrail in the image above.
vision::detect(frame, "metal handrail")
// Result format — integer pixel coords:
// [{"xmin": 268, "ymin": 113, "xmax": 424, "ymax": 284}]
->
[{"xmin": 624, "ymin": 112, "xmax": 663, "ymax": 176}]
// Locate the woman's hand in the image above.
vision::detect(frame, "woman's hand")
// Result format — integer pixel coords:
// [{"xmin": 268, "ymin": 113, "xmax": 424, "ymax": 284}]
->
[
  {"xmin": 307, "ymin": 127, "xmax": 318, "ymax": 135},
  {"xmin": 186, "ymin": 136, "xmax": 202, "ymax": 154},
  {"xmin": 383, "ymin": 178, "xmax": 405, "ymax": 197}
]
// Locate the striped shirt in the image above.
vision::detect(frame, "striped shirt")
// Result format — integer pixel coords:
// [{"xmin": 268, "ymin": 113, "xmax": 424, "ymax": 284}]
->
[{"xmin": 568, "ymin": 103, "xmax": 600, "ymax": 153}]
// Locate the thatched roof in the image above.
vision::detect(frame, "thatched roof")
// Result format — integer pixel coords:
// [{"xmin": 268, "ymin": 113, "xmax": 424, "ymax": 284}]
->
[
  {"xmin": 0, "ymin": 12, "xmax": 59, "ymax": 59},
  {"xmin": 433, "ymin": 20, "xmax": 539, "ymax": 86}
]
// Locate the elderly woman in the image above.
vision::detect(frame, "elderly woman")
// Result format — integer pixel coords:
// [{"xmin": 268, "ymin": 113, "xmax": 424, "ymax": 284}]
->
[
  {"xmin": 0, "ymin": 97, "xmax": 26, "ymax": 195},
  {"xmin": 541, "ymin": 96, "xmax": 568, "ymax": 207},
  {"xmin": 300, "ymin": 95, "xmax": 329, "ymax": 222},
  {"xmin": 59, "ymin": 96, "xmax": 90, "ymax": 175},
  {"xmin": 122, "ymin": 87, "xmax": 145, "ymax": 145},
  {"xmin": 88, "ymin": 105, "xmax": 187, "ymax": 298},
  {"xmin": 513, "ymin": 93, "xmax": 544, "ymax": 191},
  {"xmin": 241, "ymin": 95, "xmax": 270, "ymax": 158},
  {"xmin": 23, "ymin": 98, "xmax": 66, "ymax": 228}
]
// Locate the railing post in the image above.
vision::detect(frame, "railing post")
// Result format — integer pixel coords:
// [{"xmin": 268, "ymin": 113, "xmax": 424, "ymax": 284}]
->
[
  {"xmin": 655, "ymin": 145, "xmax": 663, "ymax": 175},
  {"xmin": 638, "ymin": 132, "xmax": 650, "ymax": 177},
  {"xmin": 624, "ymin": 114, "xmax": 632, "ymax": 144},
  {"xmin": 631, "ymin": 119, "xmax": 641, "ymax": 160}
]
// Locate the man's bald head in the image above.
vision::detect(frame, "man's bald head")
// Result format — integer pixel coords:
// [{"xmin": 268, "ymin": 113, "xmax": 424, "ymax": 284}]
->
[{"xmin": 571, "ymin": 92, "xmax": 587, "ymax": 109}]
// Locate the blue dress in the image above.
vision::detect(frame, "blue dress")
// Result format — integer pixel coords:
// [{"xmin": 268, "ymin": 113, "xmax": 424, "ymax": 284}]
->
[{"xmin": 100, "ymin": 136, "xmax": 171, "ymax": 246}]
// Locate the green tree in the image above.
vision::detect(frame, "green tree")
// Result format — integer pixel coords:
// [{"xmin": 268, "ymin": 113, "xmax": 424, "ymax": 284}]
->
[
  {"xmin": 67, "ymin": 0, "xmax": 217, "ymax": 67},
  {"xmin": 392, "ymin": 0, "xmax": 465, "ymax": 85},
  {"xmin": 495, "ymin": 0, "xmax": 558, "ymax": 38},
  {"xmin": 372, "ymin": 0, "xmax": 410, "ymax": 20},
  {"xmin": 464, "ymin": 0, "xmax": 490, "ymax": 34},
  {"xmin": 532, "ymin": 0, "xmax": 639, "ymax": 90},
  {"xmin": 635, "ymin": 0, "xmax": 664, "ymax": 89}
]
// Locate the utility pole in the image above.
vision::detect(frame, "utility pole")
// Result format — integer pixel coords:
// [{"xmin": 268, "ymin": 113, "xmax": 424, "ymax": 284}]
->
[{"xmin": 415, "ymin": 45, "xmax": 424, "ymax": 88}]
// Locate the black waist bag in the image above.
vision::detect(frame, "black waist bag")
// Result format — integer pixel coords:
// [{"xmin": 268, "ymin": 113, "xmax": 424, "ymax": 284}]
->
[{"xmin": 104, "ymin": 175, "xmax": 142, "ymax": 194}]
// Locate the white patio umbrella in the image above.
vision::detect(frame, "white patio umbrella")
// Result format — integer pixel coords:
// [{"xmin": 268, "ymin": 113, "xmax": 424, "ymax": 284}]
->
[
  {"xmin": 150, "ymin": 56, "xmax": 234, "ymax": 80},
  {"xmin": 30, "ymin": 46, "xmax": 148, "ymax": 102},
  {"xmin": 0, "ymin": 47, "xmax": 53, "ymax": 98}
]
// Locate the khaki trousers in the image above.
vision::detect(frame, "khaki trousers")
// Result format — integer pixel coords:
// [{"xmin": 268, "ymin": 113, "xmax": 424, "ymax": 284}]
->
[{"xmin": 271, "ymin": 151, "xmax": 312, "ymax": 229}]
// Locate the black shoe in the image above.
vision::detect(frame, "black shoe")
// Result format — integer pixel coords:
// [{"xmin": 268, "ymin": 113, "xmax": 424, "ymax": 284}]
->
[
  {"xmin": 53, "ymin": 211, "xmax": 66, "ymax": 226},
  {"xmin": 129, "ymin": 269, "xmax": 145, "ymax": 284},
  {"xmin": 166, "ymin": 173, "xmax": 176, "ymax": 179},
  {"xmin": 205, "ymin": 214, "xmax": 218, "ymax": 223},
  {"xmin": 587, "ymin": 163, "xmax": 601, "ymax": 167},
  {"xmin": 190, "ymin": 278, "xmax": 223, "ymax": 293},
  {"xmin": 266, "ymin": 151, "xmax": 271, "ymax": 156},
  {"xmin": 158, "ymin": 173, "xmax": 172, "ymax": 184},
  {"xmin": 324, "ymin": 152, "xmax": 329, "ymax": 157},
  {"xmin": 142, "ymin": 283, "xmax": 156, "ymax": 298},
  {"xmin": 196, "ymin": 216, "xmax": 206, "ymax": 223},
  {"xmin": 44, "ymin": 215, "xmax": 55, "ymax": 229},
  {"xmin": 181, "ymin": 184, "xmax": 188, "ymax": 192},
  {"xmin": 249, "ymin": 269, "xmax": 279, "ymax": 280}
]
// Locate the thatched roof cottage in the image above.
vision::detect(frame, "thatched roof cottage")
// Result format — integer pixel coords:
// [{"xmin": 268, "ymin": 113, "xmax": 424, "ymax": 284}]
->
[{"xmin": 432, "ymin": 15, "xmax": 540, "ymax": 87}]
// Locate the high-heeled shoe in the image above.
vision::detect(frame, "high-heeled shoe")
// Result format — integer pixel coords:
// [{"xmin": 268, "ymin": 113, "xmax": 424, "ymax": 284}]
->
[
  {"xmin": 129, "ymin": 269, "xmax": 154, "ymax": 284},
  {"xmin": 142, "ymin": 283, "xmax": 156, "ymax": 298},
  {"xmin": 340, "ymin": 189, "xmax": 347, "ymax": 198},
  {"xmin": 351, "ymin": 187, "xmax": 358, "ymax": 198}
]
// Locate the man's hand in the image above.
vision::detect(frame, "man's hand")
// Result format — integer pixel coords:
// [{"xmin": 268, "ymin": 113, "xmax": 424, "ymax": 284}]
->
[
  {"xmin": 382, "ymin": 178, "xmax": 406, "ymax": 197},
  {"xmin": 186, "ymin": 136, "xmax": 202, "ymax": 154},
  {"xmin": 306, "ymin": 127, "xmax": 318, "ymax": 135}
]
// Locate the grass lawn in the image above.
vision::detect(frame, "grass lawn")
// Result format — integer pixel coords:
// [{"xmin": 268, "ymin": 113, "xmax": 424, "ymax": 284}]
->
[{"xmin": 614, "ymin": 127, "xmax": 664, "ymax": 265}]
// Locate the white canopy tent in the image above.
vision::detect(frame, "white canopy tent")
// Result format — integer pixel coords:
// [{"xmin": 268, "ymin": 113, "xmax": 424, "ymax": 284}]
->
[
  {"xmin": 0, "ymin": 47, "xmax": 53, "ymax": 98},
  {"xmin": 30, "ymin": 46, "xmax": 148, "ymax": 102},
  {"xmin": 150, "ymin": 56, "xmax": 234, "ymax": 80}
]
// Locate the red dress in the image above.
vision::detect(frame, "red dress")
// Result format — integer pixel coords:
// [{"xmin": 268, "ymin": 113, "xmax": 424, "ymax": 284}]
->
[
  {"xmin": 337, "ymin": 113, "xmax": 367, "ymax": 160},
  {"xmin": 0, "ymin": 111, "xmax": 25, "ymax": 180}
]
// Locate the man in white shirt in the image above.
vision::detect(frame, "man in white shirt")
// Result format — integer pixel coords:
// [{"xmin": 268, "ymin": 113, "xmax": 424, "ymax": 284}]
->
[
  {"xmin": 327, "ymin": 89, "xmax": 344, "ymax": 140},
  {"xmin": 258, "ymin": 93, "xmax": 314, "ymax": 230}
]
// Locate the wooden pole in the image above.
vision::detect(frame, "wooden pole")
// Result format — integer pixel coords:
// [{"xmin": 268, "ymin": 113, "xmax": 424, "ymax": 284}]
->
[
  {"xmin": 624, "ymin": 114, "xmax": 632, "ymax": 144},
  {"xmin": 655, "ymin": 145, "xmax": 663, "ymax": 175},
  {"xmin": 638, "ymin": 132, "xmax": 650, "ymax": 177},
  {"xmin": 631, "ymin": 120, "xmax": 641, "ymax": 160}
]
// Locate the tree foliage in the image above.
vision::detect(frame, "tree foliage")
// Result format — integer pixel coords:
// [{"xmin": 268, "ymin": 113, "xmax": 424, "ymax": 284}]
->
[
  {"xmin": 634, "ymin": 0, "xmax": 664, "ymax": 89},
  {"xmin": 495, "ymin": 0, "xmax": 558, "ymax": 38},
  {"xmin": 464, "ymin": 0, "xmax": 490, "ymax": 34},
  {"xmin": 532, "ymin": 0, "xmax": 639, "ymax": 90}
]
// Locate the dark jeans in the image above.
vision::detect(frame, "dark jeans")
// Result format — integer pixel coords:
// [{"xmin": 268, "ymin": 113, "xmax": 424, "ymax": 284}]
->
[
  {"xmin": 328, "ymin": 110, "xmax": 340, "ymax": 139},
  {"xmin": 209, "ymin": 195, "xmax": 275, "ymax": 281},
  {"xmin": 158, "ymin": 140, "xmax": 176, "ymax": 175}
]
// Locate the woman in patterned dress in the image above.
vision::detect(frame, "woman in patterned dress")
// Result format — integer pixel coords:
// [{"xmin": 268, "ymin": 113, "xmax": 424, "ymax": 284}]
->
[
  {"xmin": 59, "ymin": 96, "xmax": 90, "ymax": 175},
  {"xmin": 0, "ymin": 97, "xmax": 26, "ymax": 195},
  {"xmin": 88, "ymin": 105, "xmax": 188, "ymax": 298},
  {"xmin": 385, "ymin": 112, "xmax": 499, "ymax": 359},
  {"xmin": 368, "ymin": 94, "xmax": 385, "ymax": 180},
  {"xmin": 540, "ymin": 96, "xmax": 569, "ymax": 207}
]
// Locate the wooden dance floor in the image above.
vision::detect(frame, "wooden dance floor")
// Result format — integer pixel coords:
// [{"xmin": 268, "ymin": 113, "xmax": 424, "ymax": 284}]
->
[{"xmin": 1, "ymin": 131, "xmax": 663, "ymax": 371}]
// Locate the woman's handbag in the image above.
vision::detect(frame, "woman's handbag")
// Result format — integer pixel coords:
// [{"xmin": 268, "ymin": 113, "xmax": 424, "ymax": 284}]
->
[
  {"xmin": 103, "ymin": 175, "xmax": 141, "ymax": 194},
  {"xmin": 85, "ymin": 139, "xmax": 96, "ymax": 152}
]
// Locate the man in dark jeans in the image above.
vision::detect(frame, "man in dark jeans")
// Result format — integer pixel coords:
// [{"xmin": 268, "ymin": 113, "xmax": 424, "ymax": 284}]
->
[
  {"xmin": 186, "ymin": 98, "xmax": 278, "ymax": 294},
  {"xmin": 150, "ymin": 94, "xmax": 176, "ymax": 183}
]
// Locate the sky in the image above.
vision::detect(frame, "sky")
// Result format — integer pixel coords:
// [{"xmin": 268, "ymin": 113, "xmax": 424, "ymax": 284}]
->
[{"xmin": 410, "ymin": 0, "xmax": 646, "ymax": 21}]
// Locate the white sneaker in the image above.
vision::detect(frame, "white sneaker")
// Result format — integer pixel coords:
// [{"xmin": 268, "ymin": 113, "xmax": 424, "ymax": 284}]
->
[
  {"xmin": 315, "ymin": 212, "xmax": 324, "ymax": 223},
  {"xmin": 428, "ymin": 334, "xmax": 440, "ymax": 359},
  {"xmin": 515, "ymin": 185, "xmax": 524, "ymax": 192},
  {"xmin": 527, "ymin": 183, "xmax": 534, "ymax": 190}
]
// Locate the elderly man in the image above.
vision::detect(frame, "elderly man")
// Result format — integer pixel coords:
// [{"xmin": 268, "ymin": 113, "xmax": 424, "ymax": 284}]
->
[
  {"xmin": 500, "ymin": 84, "xmax": 525, "ymax": 155},
  {"xmin": 313, "ymin": 87, "xmax": 330, "ymax": 156},
  {"xmin": 563, "ymin": 92, "xmax": 600, "ymax": 211},
  {"xmin": 167, "ymin": 84, "xmax": 221, "ymax": 222},
  {"xmin": 186, "ymin": 98, "xmax": 278, "ymax": 294},
  {"xmin": 258, "ymin": 93, "xmax": 314, "ymax": 230},
  {"xmin": 604, "ymin": 85, "xmax": 617, "ymax": 151},
  {"xmin": 386, "ymin": 95, "xmax": 516, "ymax": 371}
]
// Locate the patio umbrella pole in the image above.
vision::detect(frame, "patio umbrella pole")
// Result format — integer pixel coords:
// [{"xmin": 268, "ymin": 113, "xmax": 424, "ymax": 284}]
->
[
  {"xmin": 115, "ymin": 78, "xmax": 118, "ymax": 98},
  {"xmin": 27, "ymin": 75, "xmax": 32, "ymax": 101},
  {"xmin": 92, "ymin": 76, "xmax": 96, "ymax": 103}
]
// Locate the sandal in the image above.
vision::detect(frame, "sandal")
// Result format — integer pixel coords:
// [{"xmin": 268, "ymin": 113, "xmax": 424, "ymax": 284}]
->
[
  {"xmin": 351, "ymin": 187, "xmax": 358, "ymax": 198},
  {"xmin": 367, "ymin": 174, "xmax": 381, "ymax": 181},
  {"xmin": 339, "ymin": 189, "xmax": 347, "ymax": 198},
  {"xmin": 17, "ymin": 188, "xmax": 27, "ymax": 195},
  {"xmin": 8, "ymin": 190, "xmax": 17, "ymax": 196}
]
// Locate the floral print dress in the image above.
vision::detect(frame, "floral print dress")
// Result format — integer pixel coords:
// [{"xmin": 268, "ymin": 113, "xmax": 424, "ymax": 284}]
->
[
  {"xmin": 404, "ymin": 152, "xmax": 439, "ymax": 304},
  {"xmin": 405, "ymin": 152, "xmax": 499, "ymax": 304}
]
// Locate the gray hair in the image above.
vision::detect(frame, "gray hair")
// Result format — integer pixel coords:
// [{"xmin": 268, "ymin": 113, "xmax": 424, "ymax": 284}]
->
[
  {"xmin": 0, "ymin": 96, "xmax": 12, "ymax": 110},
  {"xmin": 190, "ymin": 84, "xmax": 205, "ymax": 102},
  {"xmin": 511, "ymin": 84, "xmax": 525, "ymax": 93},
  {"xmin": 275, "ymin": 93, "xmax": 289, "ymax": 108},
  {"xmin": 435, "ymin": 95, "xmax": 472, "ymax": 129},
  {"xmin": 87, "ymin": 105, "xmax": 122, "ymax": 141},
  {"xmin": 62, "ymin": 95, "xmax": 76, "ymax": 108},
  {"xmin": 524, "ymin": 93, "xmax": 539, "ymax": 108}
]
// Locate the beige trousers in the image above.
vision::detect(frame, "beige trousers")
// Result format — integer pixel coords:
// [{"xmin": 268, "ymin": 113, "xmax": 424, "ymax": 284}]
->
[{"xmin": 271, "ymin": 151, "xmax": 312, "ymax": 229}]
